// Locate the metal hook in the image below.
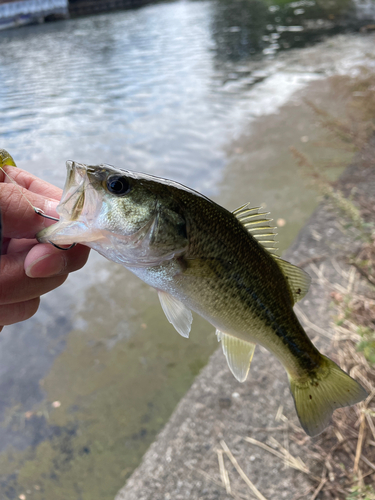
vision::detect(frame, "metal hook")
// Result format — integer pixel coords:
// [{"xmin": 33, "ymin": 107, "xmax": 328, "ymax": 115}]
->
[
  {"xmin": 48, "ymin": 241, "xmax": 77, "ymax": 251},
  {"xmin": 35, "ymin": 209, "xmax": 76, "ymax": 250},
  {"xmin": 34, "ymin": 208, "xmax": 60, "ymax": 222}
]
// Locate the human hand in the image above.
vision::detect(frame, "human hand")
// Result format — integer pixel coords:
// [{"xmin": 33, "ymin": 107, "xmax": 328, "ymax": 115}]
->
[{"xmin": 0, "ymin": 165, "xmax": 90, "ymax": 331}]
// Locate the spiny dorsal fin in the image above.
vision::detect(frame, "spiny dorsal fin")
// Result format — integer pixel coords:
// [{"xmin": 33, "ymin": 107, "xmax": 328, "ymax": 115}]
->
[
  {"xmin": 216, "ymin": 329, "xmax": 256, "ymax": 382},
  {"xmin": 158, "ymin": 291, "xmax": 192, "ymax": 338},
  {"xmin": 233, "ymin": 203, "xmax": 311, "ymax": 303},
  {"xmin": 233, "ymin": 203, "xmax": 278, "ymax": 254},
  {"xmin": 273, "ymin": 256, "xmax": 311, "ymax": 304}
]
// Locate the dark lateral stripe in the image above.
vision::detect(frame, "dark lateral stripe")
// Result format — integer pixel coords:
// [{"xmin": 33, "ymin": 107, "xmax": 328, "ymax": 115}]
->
[{"xmin": 231, "ymin": 270, "xmax": 318, "ymax": 371}]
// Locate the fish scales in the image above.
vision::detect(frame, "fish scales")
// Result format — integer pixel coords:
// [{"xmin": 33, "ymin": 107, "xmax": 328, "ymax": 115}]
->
[
  {"xmin": 36, "ymin": 161, "xmax": 368, "ymax": 436},
  {"xmin": 144, "ymin": 200, "xmax": 319, "ymax": 381},
  {"xmin": 162, "ymin": 186, "xmax": 320, "ymax": 374}
]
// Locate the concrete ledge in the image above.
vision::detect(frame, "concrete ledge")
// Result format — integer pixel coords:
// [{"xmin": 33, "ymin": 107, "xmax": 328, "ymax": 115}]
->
[{"xmin": 116, "ymin": 139, "xmax": 375, "ymax": 500}]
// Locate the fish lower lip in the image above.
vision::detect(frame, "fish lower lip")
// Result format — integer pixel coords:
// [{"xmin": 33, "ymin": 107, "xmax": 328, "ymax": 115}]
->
[
  {"xmin": 37, "ymin": 220, "xmax": 105, "ymax": 246},
  {"xmin": 36, "ymin": 220, "xmax": 85, "ymax": 244}
]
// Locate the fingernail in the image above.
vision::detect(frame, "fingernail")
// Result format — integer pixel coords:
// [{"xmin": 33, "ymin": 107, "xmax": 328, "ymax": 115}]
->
[
  {"xmin": 46, "ymin": 199, "xmax": 59, "ymax": 210},
  {"xmin": 44, "ymin": 199, "xmax": 59, "ymax": 217},
  {"xmin": 26, "ymin": 253, "xmax": 66, "ymax": 278}
]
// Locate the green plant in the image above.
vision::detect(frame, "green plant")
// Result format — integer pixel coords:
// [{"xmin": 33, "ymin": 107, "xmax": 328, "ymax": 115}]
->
[
  {"xmin": 346, "ymin": 483, "xmax": 375, "ymax": 500},
  {"xmin": 357, "ymin": 326, "xmax": 375, "ymax": 366}
]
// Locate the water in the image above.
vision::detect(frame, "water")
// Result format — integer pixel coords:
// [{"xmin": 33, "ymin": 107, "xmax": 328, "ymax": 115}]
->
[
  {"xmin": 0, "ymin": 0, "xmax": 372, "ymax": 189},
  {"xmin": 0, "ymin": 1, "xmax": 374, "ymax": 499}
]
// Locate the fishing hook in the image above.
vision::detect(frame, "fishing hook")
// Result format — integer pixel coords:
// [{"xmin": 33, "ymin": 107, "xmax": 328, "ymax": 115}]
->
[
  {"xmin": 36, "ymin": 210, "xmax": 77, "ymax": 250},
  {"xmin": 48, "ymin": 241, "xmax": 77, "ymax": 251},
  {"xmin": 0, "ymin": 150, "xmax": 76, "ymax": 255},
  {"xmin": 34, "ymin": 207, "xmax": 60, "ymax": 221}
]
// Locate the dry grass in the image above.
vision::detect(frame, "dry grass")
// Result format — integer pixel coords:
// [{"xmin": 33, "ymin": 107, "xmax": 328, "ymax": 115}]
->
[
  {"xmin": 307, "ymin": 263, "xmax": 375, "ymax": 500},
  {"xmin": 289, "ymin": 67, "xmax": 375, "ymax": 500}
]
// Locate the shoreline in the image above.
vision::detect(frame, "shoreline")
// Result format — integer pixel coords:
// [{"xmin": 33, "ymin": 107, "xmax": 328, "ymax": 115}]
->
[{"xmin": 115, "ymin": 139, "xmax": 375, "ymax": 500}]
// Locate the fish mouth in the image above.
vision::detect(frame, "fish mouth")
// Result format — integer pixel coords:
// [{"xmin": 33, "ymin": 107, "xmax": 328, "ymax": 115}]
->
[
  {"xmin": 36, "ymin": 161, "xmax": 105, "ymax": 246},
  {"xmin": 36, "ymin": 220, "xmax": 103, "ymax": 246}
]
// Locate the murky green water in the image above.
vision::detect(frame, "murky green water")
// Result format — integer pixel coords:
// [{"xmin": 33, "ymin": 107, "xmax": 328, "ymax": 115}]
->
[{"xmin": 0, "ymin": 0, "xmax": 374, "ymax": 498}]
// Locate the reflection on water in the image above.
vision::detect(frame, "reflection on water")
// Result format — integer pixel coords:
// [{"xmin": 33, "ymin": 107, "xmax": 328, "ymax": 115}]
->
[
  {"xmin": 0, "ymin": 0, "xmax": 369, "ymax": 187},
  {"xmin": 212, "ymin": 0, "xmax": 357, "ymax": 62},
  {"xmin": 0, "ymin": 1, "xmax": 228, "ymax": 192},
  {"xmin": 0, "ymin": 0, "xmax": 374, "ymax": 498}
]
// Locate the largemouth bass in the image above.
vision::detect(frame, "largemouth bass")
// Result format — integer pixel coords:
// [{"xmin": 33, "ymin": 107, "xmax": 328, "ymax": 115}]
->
[{"xmin": 37, "ymin": 161, "xmax": 367, "ymax": 436}]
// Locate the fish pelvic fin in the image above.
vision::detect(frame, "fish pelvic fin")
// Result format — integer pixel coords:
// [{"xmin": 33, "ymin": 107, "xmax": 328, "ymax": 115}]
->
[
  {"xmin": 217, "ymin": 330, "xmax": 256, "ymax": 382},
  {"xmin": 288, "ymin": 355, "xmax": 368, "ymax": 437}
]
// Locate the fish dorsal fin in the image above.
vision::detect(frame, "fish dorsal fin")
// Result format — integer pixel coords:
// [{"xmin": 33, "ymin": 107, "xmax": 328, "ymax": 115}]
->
[
  {"xmin": 158, "ymin": 291, "xmax": 192, "ymax": 338},
  {"xmin": 233, "ymin": 203, "xmax": 311, "ymax": 303},
  {"xmin": 233, "ymin": 203, "xmax": 278, "ymax": 255},
  {"xmin": 216, "ymin": 330, "xmax": 256, "ymax": 382},
  {"xmin": 273, "ymin": 256, "xmax": 311, "ymax": 304}
]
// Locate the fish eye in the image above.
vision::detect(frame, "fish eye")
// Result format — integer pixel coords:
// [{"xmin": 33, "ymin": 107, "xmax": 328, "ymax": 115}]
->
[{"xmin": 106, "ymin": 176, "xmax": 131, "ymax": 195}]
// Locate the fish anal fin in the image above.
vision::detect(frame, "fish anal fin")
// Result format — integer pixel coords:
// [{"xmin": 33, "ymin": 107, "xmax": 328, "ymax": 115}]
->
[
  {"xmin": 217, "ymin": 330, "xmax": 256, "ymax": 382},
  {"xmin": 158, "ymin": 291, "xmax": 192, "ymax": 338},
  {"xmin": 273, "ymin": 256, "xmax": 311, "ymax": 304},
  {"xmin": 289, "ymin": 355, "xmax": 368, "ymax": 437}
]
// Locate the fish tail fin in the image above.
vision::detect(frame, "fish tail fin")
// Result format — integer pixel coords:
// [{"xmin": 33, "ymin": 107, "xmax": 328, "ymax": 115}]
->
[{"xmin": 288, "ymin": 355, "xmax": 368, "ymax": 437}]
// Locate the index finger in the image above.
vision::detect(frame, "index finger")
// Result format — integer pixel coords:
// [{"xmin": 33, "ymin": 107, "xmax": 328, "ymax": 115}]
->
[
  {"xmin": 0, "ymin": 165, "xmax": 62, "ymax": 200},
  {"xmin": 0, "ymin": 182, "xmax": 60, "ymax": 239}
]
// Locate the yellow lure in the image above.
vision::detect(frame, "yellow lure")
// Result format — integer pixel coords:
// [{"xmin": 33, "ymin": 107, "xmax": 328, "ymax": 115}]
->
[{"xmin": 0, "ymin": 149, "xmax": 17, "ymax": 168}]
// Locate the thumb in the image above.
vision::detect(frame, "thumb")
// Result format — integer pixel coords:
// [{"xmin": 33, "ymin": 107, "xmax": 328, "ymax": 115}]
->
[{"xmin": 24, "ymin": 243, "xmax": 90, "ymax": 278}]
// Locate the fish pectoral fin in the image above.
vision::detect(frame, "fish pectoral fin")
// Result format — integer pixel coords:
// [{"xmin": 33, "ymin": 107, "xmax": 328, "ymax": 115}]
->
[
  {"xmin": 217, "ymin": 330, "xmax": 256, "ymax": 382},
  {"xmin": 273, "ymin": 256, "xmax": 311, "ymax": 304},
  {"xmin": 158, "ymin": 291, "xmax": 192, "ymax": 339}
]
